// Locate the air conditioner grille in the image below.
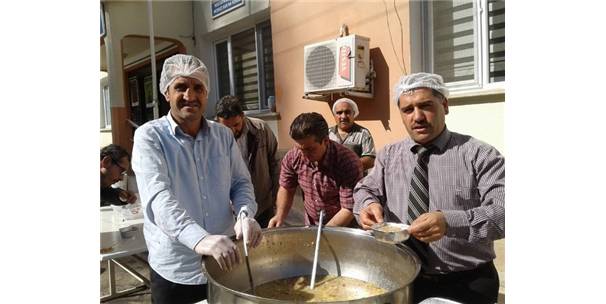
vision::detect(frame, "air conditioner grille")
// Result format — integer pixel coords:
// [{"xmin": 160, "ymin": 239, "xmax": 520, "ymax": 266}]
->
[{"xmin": 305, "ymin": 45, "xmax": 336, "ymax": 89}]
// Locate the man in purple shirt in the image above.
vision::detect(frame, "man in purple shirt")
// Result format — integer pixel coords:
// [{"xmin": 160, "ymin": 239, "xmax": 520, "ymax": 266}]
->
[
  {"xmin": 268, "ymin": 112, "xmax": 362, "ymax": 228},
  {"xmin": 354, "ymin": 73, "xmax": 505, "ymax": 303}
]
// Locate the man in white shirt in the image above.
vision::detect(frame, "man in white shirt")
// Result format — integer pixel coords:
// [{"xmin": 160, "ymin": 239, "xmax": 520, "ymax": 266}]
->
[{"xmin": 132, "ymin": 54, "xmax": 263, "ymax": 303}]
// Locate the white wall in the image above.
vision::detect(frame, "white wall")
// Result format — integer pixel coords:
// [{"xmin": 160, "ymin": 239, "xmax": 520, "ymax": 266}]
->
[
  {"xmin": 100, "ymin": 131, "xmax": 113, "ymax": 148},
  {"xmin": 447, "ymin": 101, "xmax": 505, "ymax": 155}
]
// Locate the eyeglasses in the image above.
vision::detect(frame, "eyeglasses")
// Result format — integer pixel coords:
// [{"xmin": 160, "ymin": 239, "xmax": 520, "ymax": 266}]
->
[{"xmin": 113, "ymin": 160, "xmax": 128, "ymax": 176}]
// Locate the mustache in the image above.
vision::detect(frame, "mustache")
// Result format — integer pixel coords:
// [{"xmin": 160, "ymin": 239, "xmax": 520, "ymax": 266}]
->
[
  {"xmin": 412, "ymin": 122, "xmax": 430, "ymax": 128},
  {"xmin": 177, "ymin": 99, "xmax": 201, "ymax": 107}
]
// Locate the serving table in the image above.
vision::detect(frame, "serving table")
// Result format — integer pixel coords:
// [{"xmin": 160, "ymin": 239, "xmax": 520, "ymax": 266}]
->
[{"xmin": 100, "ymin": 206, "xmax": 149, "ymax": 302}]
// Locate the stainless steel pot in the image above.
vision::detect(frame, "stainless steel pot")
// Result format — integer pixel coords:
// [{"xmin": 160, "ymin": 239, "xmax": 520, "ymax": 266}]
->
[{"xmin": 202, "ymin": 226, "xmax": 420, "ymax": 304}]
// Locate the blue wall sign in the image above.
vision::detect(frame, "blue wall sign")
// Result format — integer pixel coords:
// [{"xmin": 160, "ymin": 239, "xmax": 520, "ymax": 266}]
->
[{"xmin": 211, "ymin": 0, "xmax": 245, "ymax": 18}]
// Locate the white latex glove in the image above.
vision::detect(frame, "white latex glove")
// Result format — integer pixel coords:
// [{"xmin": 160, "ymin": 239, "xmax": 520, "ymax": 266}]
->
[
  {"xmin": 235, "ymin": 212, "xmax": 263, "ymax": 248},
  {"xmin": 194, "ymin": 235, "xmax": 241, "ymax": 271}
]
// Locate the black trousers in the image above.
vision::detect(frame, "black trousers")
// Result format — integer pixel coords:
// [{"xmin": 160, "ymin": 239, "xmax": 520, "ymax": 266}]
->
[
  {"xmin": 150, "ymin": 268, "xmax": 208, "ymax": 304},
  {"xmin": 413, "ymin": 261, "xmax": 499, "ymax": 304}
]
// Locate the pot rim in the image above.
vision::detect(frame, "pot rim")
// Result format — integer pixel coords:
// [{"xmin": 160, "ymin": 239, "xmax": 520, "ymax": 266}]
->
[{"xmin": 202, "ymin": 226, "xmax": 421, "ymax": 303}]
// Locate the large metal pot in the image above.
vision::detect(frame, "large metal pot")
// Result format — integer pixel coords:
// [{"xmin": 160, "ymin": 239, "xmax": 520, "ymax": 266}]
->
[{"xmin": 202, "ymin": 226, "xmax": 420, "ymax": 303}]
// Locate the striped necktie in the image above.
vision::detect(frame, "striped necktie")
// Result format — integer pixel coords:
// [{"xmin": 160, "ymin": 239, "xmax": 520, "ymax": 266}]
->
[{"xmin": 407, "ymin": 145, "xmax": 433, "ymax": 224}]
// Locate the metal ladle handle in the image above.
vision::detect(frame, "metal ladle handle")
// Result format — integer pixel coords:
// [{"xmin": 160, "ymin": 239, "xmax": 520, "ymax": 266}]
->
[
  {"xmin": 239, "ymin": 212, "xmax": 255, "ymax": 295},
  {"xmin": 310, "ymin": 209, "xmax": 325, "ymax": 289}
]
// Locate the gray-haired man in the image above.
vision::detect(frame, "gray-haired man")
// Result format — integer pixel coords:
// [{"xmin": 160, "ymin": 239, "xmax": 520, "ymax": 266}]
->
[
  {"xmin": 353, "ymin": 72, "xmax": 505, "ymax": 303},
  {"xmin": 132, "ymin": 54, "xmax": 263, "ymax": 303},
  {"xmin": 328, "ymin": 97, "xmax": 376, "ymax": 171}
]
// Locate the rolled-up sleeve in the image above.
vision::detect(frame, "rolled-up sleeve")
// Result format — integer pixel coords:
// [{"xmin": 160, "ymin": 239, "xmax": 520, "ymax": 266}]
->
[{"xmin": 132, "ymin": 127, "xmax": 208, "ymax": 250}]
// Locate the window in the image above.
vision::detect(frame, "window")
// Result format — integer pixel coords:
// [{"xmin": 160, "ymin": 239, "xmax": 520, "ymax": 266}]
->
[
  {"xmin": 101, "ymin": 84, "xmax": 112, "ymax": 129},
  {"xmin": 421, "ymin": 0, "xmax": 505, "ymax": 93},
  {"xmin": 214, "ymin": 20, "xmax": 275, "ymax": 112}
]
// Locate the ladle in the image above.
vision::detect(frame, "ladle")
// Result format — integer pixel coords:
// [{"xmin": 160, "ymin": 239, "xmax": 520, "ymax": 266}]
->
[
  {"xmin": 240, "ymin": 212, "xmax": 255, "ymax": 295},
  {"xmin": 309, "ymin": 209, "xmax": 325, "ymax": 289}
]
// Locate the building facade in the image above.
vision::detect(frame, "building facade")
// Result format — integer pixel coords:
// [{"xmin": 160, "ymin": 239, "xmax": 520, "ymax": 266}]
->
[
  {"xmin": 100, "ymin": 0, "xmax": 505, "ymax": 296},
  {"xmin": 101, "ymin": 0, "xmax": 504, "ymax": 155}
]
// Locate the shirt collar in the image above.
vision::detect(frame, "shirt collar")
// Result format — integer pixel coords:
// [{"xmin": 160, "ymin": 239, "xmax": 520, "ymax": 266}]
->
[
  {"xmin": 165, "ymin": 112, "xmax": 208, "ymax": 139},
  {"xmin": 404, "ymin": 127, "xmax": 451, "ymax": 153},
  {"xmin": 330, "ymin": 123, "xmax": 361, "ymax": 134}
]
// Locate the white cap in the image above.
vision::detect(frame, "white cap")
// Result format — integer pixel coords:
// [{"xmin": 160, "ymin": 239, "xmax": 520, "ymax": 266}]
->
[
  {"xmin": 332, "ymin": 98, "xmax": 359, "ymax": 118},
  {"xmin": 393, "ymin": 72, "xmax": 449, "ymax": 104},
  {"xmin": 159, "ymin": 54, "xmax": 210, "ymax": 97}
]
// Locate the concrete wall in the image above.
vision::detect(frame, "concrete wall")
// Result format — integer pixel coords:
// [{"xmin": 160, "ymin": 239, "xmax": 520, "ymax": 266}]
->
[
  {"xmin": 270, "ymin": 0, "xmax": 410, "ymax": 150},
  {"xmin": 269, "ymin": 0, "xmax": 504, "ymax": 155},
  {"xmin": 448, "ymin": 97, "xmax": 505, "ymax": 155}
]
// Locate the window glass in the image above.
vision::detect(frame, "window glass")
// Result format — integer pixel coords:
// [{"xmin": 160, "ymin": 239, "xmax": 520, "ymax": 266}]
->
[
  {"xmin": 215, "ymin": 41, "xmax": 231, "ymax": 98},
  {"xmin": 431, "ymin": 0, "xmax": 476, "ymax": 84},
  {"xmin": 214, "ymin": 20, "xmax": 275, "ymax": 112},
  {"xmin": 488, "ymin": 0, "xmax": 505, "ymax": 82},
  {"xmin": 102, "ymin": 85, "xmax": 112, "ymax": 128},
  {"xmin": 425, "ymin": 0, "xmax": 505, "ymax": 90},
  {"xmin": 232, "ymin": 28, "xmax": 259, "ymax": 111},
  {"xmin": 259, "ymin": 21, "xmax": 275, "ymax": 110}
]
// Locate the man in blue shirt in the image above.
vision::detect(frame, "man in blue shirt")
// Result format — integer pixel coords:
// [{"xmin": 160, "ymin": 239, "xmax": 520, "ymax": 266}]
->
[{"xmin": 132, "ymin": 54, "xmax": 263, "ymax": 304}]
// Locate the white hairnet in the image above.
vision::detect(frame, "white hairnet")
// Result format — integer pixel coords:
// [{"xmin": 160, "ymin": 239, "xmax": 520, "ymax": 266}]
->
[
  {"xmin": 159, "ymin": 54, "xmax": 210, "ymax": 96},
  {"xmin": 393, "ymin": 72, "xmax": 449, "ymax": 104},
  {"xmin": 332, "ymin": 98, "xmax": 359, "ymax": 118}
]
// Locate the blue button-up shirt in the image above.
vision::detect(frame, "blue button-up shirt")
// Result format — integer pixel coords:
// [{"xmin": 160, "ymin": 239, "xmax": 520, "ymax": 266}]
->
[{"xmin": 132, "ymin": 114, "xmax": 256, "ymax": 284}]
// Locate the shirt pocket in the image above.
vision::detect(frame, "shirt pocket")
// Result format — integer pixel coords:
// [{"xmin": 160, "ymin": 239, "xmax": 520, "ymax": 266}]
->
[
  {"xmin": 317, "ymin": 176, "xmax": 339, "ymax": 202},
  {"xmin": 433, "ymin": 167, "xmax": 480, "ymax": 210},
  {"xmin": 208, "ymin": 150, "xmax": 231, "ymax": 193}
]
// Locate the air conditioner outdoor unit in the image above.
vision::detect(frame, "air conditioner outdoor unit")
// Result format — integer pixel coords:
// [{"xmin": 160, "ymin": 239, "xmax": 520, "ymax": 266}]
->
[{"xmin": 304, "ymin": 35, "xmax": 370, "ymax": 94}]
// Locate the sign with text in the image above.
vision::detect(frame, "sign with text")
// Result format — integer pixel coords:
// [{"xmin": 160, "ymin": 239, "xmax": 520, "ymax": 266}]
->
[{"xmin": 211, "ymin": 0, "xmax": 244, "ymax": 19}]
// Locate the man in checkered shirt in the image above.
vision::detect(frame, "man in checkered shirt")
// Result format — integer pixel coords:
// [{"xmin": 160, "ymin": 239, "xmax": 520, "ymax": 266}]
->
[{"xmin": 268, "ymin": 112, "xmax": 363, "ymax": 228}]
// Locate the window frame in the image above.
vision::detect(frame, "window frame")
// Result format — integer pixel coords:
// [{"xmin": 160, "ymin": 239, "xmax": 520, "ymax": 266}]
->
[
  {"xmin": 419, "ymin": 0, "xmax": 505, "ymax": 97},
  {"xmin": 212, "ymin": 20, "xmax": 275, "ymax": 114}
]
